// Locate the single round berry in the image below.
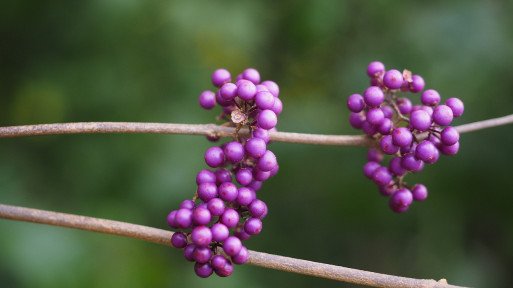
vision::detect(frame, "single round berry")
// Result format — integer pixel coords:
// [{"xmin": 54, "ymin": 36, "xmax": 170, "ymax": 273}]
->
[
  {"xmin": 362, "ymin": 121, "xmax": 378, "ymax": 136},
  {"xmin": 197, "ymin": 182, "xmax": 218, "ymax": 202},
  {"xmin": 207, "ymin": 198, "xmax": 225, "ymax": 216},
  {"xmin": 247, "ymin": 180, "xmax": 263, "ymax": 192},
  {"xmin": 410, "ymin": 75, "xmax": 425, "ymax": 93},
  {"xmin": 236, "ymin": 79, "xmax": 257, "ymax": 101},
  {"xmin": 349, "ymin": 113, "xmax": 366, "ymax": 129},
  {"xmin": 367, "ymin": 148, "xmax": 383, "ymax": 163},
  {"xmin": 199, "ymin": 91, "xmax": 216, "ymax": 110},
  {"xmin": 253, "ymin": 168, "xmax": 271, "ymax": 181},
  {"xmin": 211, "ymin": 255, "xmax": 228, "ymax": 270},
  {"xmin": 421, "ymin": 89, "xmax": 441, "ymax": 106},
  {"xmin": 379, "ymin": 182, "xmax": 397, "ymax": 197},
  {"xmin": 397, "ymin": 97, "xmax": 412, "ymax": 115},
  {"xmin": 391, "ymin": 189, "xmax": 413, "ymax": 207},
  {"xmin": 246, "ymin": 137, "xmax": 267, "ymax": 158},
  {"xmin": 412, "ymin": 184, "xmax": 428, "ymax": 201},
  {"xmin": 255, "ymin": 91, "xmax": 275, "ymax": 110},
  {"xmin": 171, "ymin": 232, "xmax": 188, "ymax": 248},
  {"xmin": 242, "ymin": 68, "xmax": 261, "ymax": 84},
  {"xmin": 379, "ymin": 118, "xmax": 393, "ymax": 135},
  {"xmin": 441, "ymin": 126, "xmax": 459, "ymax": 146},
  {"xmin": 215, "ymin": 261, "xmax": 234, "ymax": 277},
  {"xmin": 235, "ymin": 168, "xmax": 253, "ymax": 186},
  {"xmin": 366, "ymin": 108, "xmax": 385, "ymax": 125},
  {"xmin": 410, "ymin": 110, "xmax": 432, "ymax": 131},
  {"xmin": 180, "ymin": 199, "xmax": 196, "ymax": 210},
  {"xmin": 271, "ymin": 97, "xmax": 283, "ymax": 115},
  {"xmin": 237, "ymin": 187, "xmax": 256, "ymax": 206},
  {"xmin": 192, "ymin": 207, "xmax": 212, "ymax": 225},
  {"xmin": 215, "ymin": 89, "xmax": 232, "ymax": 107},
  {"xmin": 257, "ymin": 150, "xmax": 277, "ymax": 172},
  {"xmin": 249, "ymin": 199, "xmax": 267, "ymax": 218},
  {"xmin": 383, "ymin": 69, "xmax": 404, "ymax": 89},
  {"xmin": 389, "ymin": 156, "xmax": 406, "ymax": 176},
  {"xmin": 433, "ymin": 105, "xmax": 454, "ymax": 126},
  {"xmin": 196, "ymin": 169, "xmax": 216, "ymax": 185},
  {"xmin": 204, "ymin": 147, "xmax": 224, "ymax": 168},
  {"xmin": 415, "ymin": 140, "xmax": 439, "ymax": 164},
  {"xmin": 253, "ymin": 127, "xmax": 270, "ymax": 143},
  {"xmin": 401, "ymin": 153, "xmax": 423, "ymax": 172},
  {"xmin": 363, "ymin": 161, "xmax": 380, "ymax": 179},
  {"xmin": 261, "ymin": 80, "xmax": 279, "ymax": 97},
  {"xmin": 191, "ymin": 226, "xmax": 212, "ymax": 247},
  {"xmin": 221, "ymin": 209, "xmax": 240, "ymax": 228},
  {"xmin": 194, "ymin": 248, "xmax": 213, "ymax": 265},
  {"xmin": 167, "ymin": 210, "xmax": 178, "ymax": 229},
  {"xmin": 211, "ymin": 223, "xmax": 230, "ymax": 242},
  {"xmin": 224, "ymin": 141, "xmax": 245, "ymax": 163},
  {"xmin": 212, "ymin": 69, "xmax": 231, "ymax": 87},
  {"xmin": 446, "ymin": 97, "xmax": 464, "ymax": 117},
  {"xmin": 380, "ymin": 135, "xmax": 400, "ymax": 155},
  {"xmin": 392, "ymin": 127, "xmax": 413, "ymax": 147},
  {"xmin": 218, "ymin": 182, "xmax": 238, "ymax": 202},
  {"xmin": 373, "ymin": 167, "xmax": 392, "ymax": 186},
  {"xmin": 223, "ymin": 236, "xmax": 242, "ymax": 257},
  {"xmin": 220, "ymin": 83, "xmax": 238, "ymax": 100},
  {"xmin": 381, "ymin": 105, "xmax": 394, "ymax": 119},
  {"xmin": 257, "ymin": 110, "xmax": 278, "ymax": 130},
  {"xmin": 244, "ymin": 218, "xmax": 262, "ymax": 235},
  {"xmin": 215, "ymin": 168, "xmax": 232, "ymax": 185},
  {"xmin": 175, "ymin": 208, "xmax": 193, "ymax": 229},
  {"xmin": 367, "ymin": 61, "xmax": 385, "ymax": 77},
  {"xmin": 184, "ymin": 244, "xmax": 196, "ymax": 262},
  {"xmin": 347, "ymin": 94, "xmax": 365, "ymax": 113},
  {"xmin": 363, "ymin": 86, "xmax": 385, "ymax": 107}
]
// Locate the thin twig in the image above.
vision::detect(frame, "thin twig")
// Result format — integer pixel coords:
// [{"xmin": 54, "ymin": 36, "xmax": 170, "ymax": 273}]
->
[
  {"xmin": 0, "ymin": 113, "xmax": 511, "ymax": 146},
  {"xmin": 0, "ymin": 204, "xmax": 467, "ymax": 288}
]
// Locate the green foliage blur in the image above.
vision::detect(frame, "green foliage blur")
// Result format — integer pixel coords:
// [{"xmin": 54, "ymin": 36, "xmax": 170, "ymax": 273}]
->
[{"xmin": 1, "ymin": 1, "xmax": 512, "ymax": 287}]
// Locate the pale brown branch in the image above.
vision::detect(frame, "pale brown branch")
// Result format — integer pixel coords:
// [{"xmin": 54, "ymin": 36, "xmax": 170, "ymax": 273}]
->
[
  {"xmin": 0, "ymin": 113, "xmax": 510, "ymax": 146},
  {"xmin": 0, "ymin": 203, "xmax": 468, "ymax": 288}
]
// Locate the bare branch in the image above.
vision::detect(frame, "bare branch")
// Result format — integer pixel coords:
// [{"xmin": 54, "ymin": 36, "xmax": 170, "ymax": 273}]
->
[
  {"xmin": 0, "ymin": 113, "xmax": 510, "ymax": 146},
  {"xmin": 0, "ymin": 203, "xmax": 469, "ymax": 288}
]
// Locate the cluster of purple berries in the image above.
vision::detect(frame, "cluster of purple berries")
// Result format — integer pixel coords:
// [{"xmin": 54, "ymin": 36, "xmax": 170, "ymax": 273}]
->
[
  {"xmin": 167, "ymin": 68, "xmax": 281, "ymax": 278},
  {"xmin": 348, "ymin": 61, "xmax": 464, "ymax": 213}
]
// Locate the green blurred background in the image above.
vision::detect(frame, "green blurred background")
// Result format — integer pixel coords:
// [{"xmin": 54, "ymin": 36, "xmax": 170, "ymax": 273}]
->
[{"xmin": 1, "ymin": 1, "xmax": 512, "ymax": 287}]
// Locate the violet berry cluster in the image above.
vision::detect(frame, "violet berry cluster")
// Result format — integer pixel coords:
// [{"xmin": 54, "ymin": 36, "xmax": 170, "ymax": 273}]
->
[
  {"xmin": 347, "ymin": 61, "xmax": 464, "ymax": 213},
  {"xmin": 167, "ymin": 68, "xmax": 281, "ymax": 278}
]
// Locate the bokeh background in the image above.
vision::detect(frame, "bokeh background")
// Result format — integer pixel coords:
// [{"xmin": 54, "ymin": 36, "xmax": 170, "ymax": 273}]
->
[{"xmin": 1, "ymin": 1, "xmax": 512, "ymax": 287}]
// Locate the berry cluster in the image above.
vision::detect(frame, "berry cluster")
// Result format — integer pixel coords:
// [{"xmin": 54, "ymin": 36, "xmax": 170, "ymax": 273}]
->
[
  {"xmin": 167, "ymin": 68, "xmax": 281, "ymax": 277},
  {"xmin": 347, "ymin": 61, "xmax": 464, "ymax": 213}
]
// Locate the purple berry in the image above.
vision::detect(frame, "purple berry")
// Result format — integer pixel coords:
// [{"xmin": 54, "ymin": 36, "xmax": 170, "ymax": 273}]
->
[
  {"xmin": 392, "ymin": 127, "xmax": 413, "ymax": 147},
  {"xmin": 363, "ymin": 86, "xmax": 385, "ymax": 107},
  {"xmin": 244, "ymin": 218, "xmax": 262, "ymax": 235},
  {"xmin": 347, "ymin": 94, "xmax": 365, "ymax": 113},
  {"xmin": 257, "ymin": 109, "xmax": 278, "ymax": 130},
  {"xmin": 191, "ymin": 226, "xmax": 212, "ymax": 247},
  {"xmin": 199, "ymin": 91, "xmax": 216, "ymax": 110},
  {"xmin": 207, "ymin": 198, "xmax": 225, "ymax": 216},
  {"xmin": 220, "ymin": 83, "xmax": 238, "ymax": 100},
  {"xmin": 363, "ymin": 161, "xmax": 380, "ymax": 179},
  {"xmin": 220, "ymin": 209, "xmax": 239, "ymax": 228},
  {"xmin": 383, "ymin": 69, "xmax": 404, "ymax": 89},
  {"xmin": 255, "ymin": 91, "xmax": 275, "ymax": 110},
  {"xmin": 215, "ymin": 261, "xmax": 234, "ymax": 277},
  {"xmin": 380, "ymin": 135, "xmax": 400, "ymax": 155},
  {"xmin": 410, "ymin": 75, "xmax": 425, "ymax": 93},
  {"xmin": 253, "ymin": 127, "xmax": 270, "ymax": 143},
  {"xmin": 421, "ymin": 89, "xmax": 441, "ymax": 106},
  {"xmin": 192, "ymin": 207, "xmax": 212, "ymax": 225},
  {"xmin": 215, "ymin": 168, "xmax": 232, "ymax": 185},
  {"xmin": 366, "ymin": 108, "xmax": 385, "ymax": 125},
  {"xmin": 175, "ymin": 208, "xmax": 193, "ymax": 229},
  {"xmin": 196, "ymin": 169, "xmax": 216, "ymax": 185},
  {"xmin": 224, "ymin": 141, "xmax": 245, "ymax": 163},
  {"xmin": 184, "ymin": 244, "xmax": 196, "ymax": 261},
  {"xmin": 235, "ymin": 168, "xmax": 253, "ymax": 186},
  {"xmin": 211, "ymin": 223, "xmax": 230, "ymax": 242},
  {"xmin": 271, "ymin": 97, "xmax": 283, "ymax": 115},
  {"xmin": 212, "ymin": 69, "xmax": 231, "ymax": 87},
  {"xmin": 381, "ymin": 105, "xmax": 394, "ymax": 119},
  {"xmin": 412, "ymin": 184, "xmax": 428, "ymax": 201},
  {"xmin": 171, "ymin": 232, "xmax": 188, "ymax": 248},
  {"xmin": 367, "ymin": 61, "xmax": 385, "ymax": 77},
  {"xmin": 167, "ymin": 210, "xmax": 178, "ymax": 229},
  {"xmin": 379, "ymin": 118, "xmax": 393, "ymax": 135},
  {"xmin": 197, "ymin": 182, "xmax": 218, "ymax": 202},
  {"xmin": 397, "ymin": 97, "xmax": 412, "ymax": 115},
  {"xmin": 237, "ymin": 187, "xmax": 255, "ymax": 206},
  {"xmin": 237, "ymin": 79, "xmax": 257, "ymax": 101},
  {"xmin": 261, "ymin": 80, "xmax": 279, "ymax": 97},
  {"xmin": 446, "ymin": 97, "xmax": 464, "ymax": 117},
  {"xmin": 253, "ymin": 168, "xmax": 271, "ymax": 181},
  {"xmin": 373, "ymin": 166, "xmax": 392, "ymax": 186},
  {"xmin": 246, "ymin": 137, "xmax": 267, "ymax": 158},
  {"xmin": 247, "ymin": 180, "xmax": 263, "ymax": 191},
  {"xmin": 257, "ymin": 150, "xmax": 277, "ymax": 171},
  {"xmin": 390, "ymin": 189, "xmax": 413, "ymax": 212},
  {"xmin": 242, "ymin": 68, "xmax": 261, "ymax": 84},
  {"xmin": 415, "ymin": 140, "xmax": 439, "ymax": 164},
  {"xmin": 410, "ymin": 110, "xmax": 432, "ymax": 131},
  {"xmin": 367, "ymin": 148, "xmax": 383, "ymax": 163},
  {"xmin": 249, "ymin": 199, "xmax": 267, "ymax": 218},
  {"xmin": 433, "ymin": 105, "xmax": 454, "ymax": 126},
  {"xmin": 204, "ymin": 146, "xmax": 225, "ymax": 168},
  {"xmin": 180, "ymin": 199, "xmax": 196, "ymax": 210},
  {"xmin": 194, "ymin": 248, "xmax": 213, "ymax": 264},
  {"xmin": 440, "ymin": 141, "xmax": 460, "ymax": 155},
  {"xmin": 362, "ymin": 121, "xmax": 379, "ymax": 136},
  {"xmin": 349, "ymin": 112, "xmax": 366, "ymax": 129},
  {"xmin": 211, "ymin": 255, "xmax": 228, "ymax": 270},
  {"xmin": 389, "ymin": 156, "xmax": 406, "ymax": 176},
  {"xmin": 218, "ymin": 182, "xmax": 238, "ymax": 202},
  {"xmin": 223, "ymin": 236, "xmax": 242, "ymax": 257},
  {"xmin": 401, "ymin": 153, "xmax": 423, "ymax": 172},
  {"xmin": 441, "ymin": 126, "xmax": 459, "ymax": 146},
  {"xmin": 231, "ymin": 245, "xmax": 249, "ymax": 264}
]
